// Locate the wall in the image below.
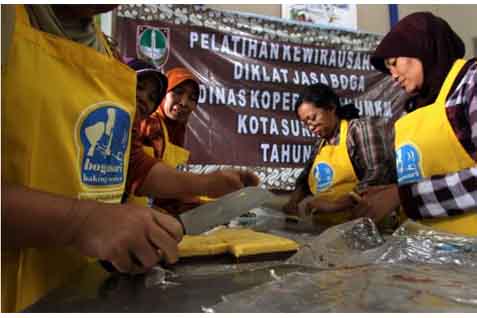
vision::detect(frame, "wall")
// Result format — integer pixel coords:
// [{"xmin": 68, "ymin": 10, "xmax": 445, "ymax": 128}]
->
[{"xmin": 207, "ymin": 4, "xmax": 477, "ymax": 58}]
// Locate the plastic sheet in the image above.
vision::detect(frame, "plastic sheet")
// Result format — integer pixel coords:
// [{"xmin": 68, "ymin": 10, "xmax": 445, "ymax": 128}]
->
[
  {"xmin": 376, "ymin": 220, "xmax": 477, "ymax": 268},
  {"xmin": 208, "ymin": 218, "xmax": 477, "ymax": 312},
  {"xmin": 286, "ymin": 217, "xmax": 388, "ymax": 269},
  {"xmin": 287, "ymin": 218, "xmax": 477, "ymax": 269},
  {"xmin": 211, "ymin": 263, "xmax": 477, "ymax": 312}
]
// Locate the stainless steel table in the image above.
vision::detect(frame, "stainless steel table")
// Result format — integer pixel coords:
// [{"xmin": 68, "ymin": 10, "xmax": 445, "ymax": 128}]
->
[{"xmin": 25, "ymin": 209, "xmax": 322, "ymax": 312}]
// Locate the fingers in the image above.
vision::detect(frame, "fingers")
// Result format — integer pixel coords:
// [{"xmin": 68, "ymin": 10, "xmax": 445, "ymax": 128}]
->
[
  {"xmin": 110, "ymin": 246, "xmax": 133, "ymax": 273},
  {"xmin": 282, "ymin": 199, "xmax": 300, "ymax": 215},
  {"xmin": 147, "ymin": 214, "xmax": 181, "ymax": 264},
  {"xmin": 304, "ymin": 201, "xmax": 315, "ymax": 216},
  {"xmin": 350, "ymin": 200, "xmax": 371, "ymax": 219},
  {"xmin": 349, "ymin": 191, "xmax": 363, "ymax": 204},
  {"xmin": 363, "ymin": 185, "xmax": 393, "ymax": 196},
  {"xmin": 148, "ymin": 227, "xmax": 179, "ymax": 264},
  {"xmin": 305, "ymin": 197, "xmax": 327, "ymax": 215},
  {"xmin": 129, "ymin": 236, "xmax": 161, "ymax": 270},
  {"xmin": 151, "ymin": 210, "xmax": 184, "ymax": 242}
]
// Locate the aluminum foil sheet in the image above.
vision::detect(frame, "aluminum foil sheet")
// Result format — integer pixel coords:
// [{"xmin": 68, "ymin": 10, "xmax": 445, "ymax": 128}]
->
[
  {"xmin": 286, "ymin": 217, "xmax": 389, "ymax": 269},
  {"xmin": 211, "ymin": 263, "xmax": 477, "ymax": 312},
  {"xmin": 210, "ymin": 218, "xmax": 477, "ymax": 312},
  {"xmin": 287, "ymin": 218, "xmax": 477, "ymax": 269},
  {"xmin": 376, "ymin": 220, "xmax": 477, "ymax": 268}
]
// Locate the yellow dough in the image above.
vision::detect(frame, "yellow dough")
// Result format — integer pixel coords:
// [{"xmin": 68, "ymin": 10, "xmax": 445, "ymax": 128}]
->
[{"xmin": 178, "ymin": 228, "xmax": 299, "ymax": 258}]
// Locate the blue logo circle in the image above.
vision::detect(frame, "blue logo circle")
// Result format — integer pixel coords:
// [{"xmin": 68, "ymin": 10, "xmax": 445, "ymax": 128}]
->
[
  {"xmin": 314, "ymin": 162, "xmax": 334, "ymax": 192},
  {"xmin": 396, "ymin": 144, "xmax": 423, "ymax": 185},
  {"xmin": 79, "ymin": 106, "xmax": 131, "ymax": 186}
]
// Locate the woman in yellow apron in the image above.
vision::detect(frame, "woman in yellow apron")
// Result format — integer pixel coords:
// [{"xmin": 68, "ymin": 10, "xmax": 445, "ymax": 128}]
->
[
  {"xmin": 362, "ymin": 12, "xmax": 477, "ymax": 236},
  {"xmin": 1, "ymin": 5, "xmax": 182, "ymax": 312},
  {"xmin": 125, "ymin": 66, "xmax": 254, "ymax": 213},
  {"xmin": 283, "ymin": 83, "xmax": 397, "ymax": 228},
  {"xmin": 126, "ymin": 66, "xmax": 196, "ymax": 209}
]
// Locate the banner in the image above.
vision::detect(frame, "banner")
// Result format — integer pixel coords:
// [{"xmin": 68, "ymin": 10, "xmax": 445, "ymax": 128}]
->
[{"xmin": 116, "ymin": 4, "xmax": 406, "ymax": 190}]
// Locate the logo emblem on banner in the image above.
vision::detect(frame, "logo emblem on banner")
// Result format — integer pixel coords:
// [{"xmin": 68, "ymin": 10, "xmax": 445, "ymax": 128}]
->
[
  {"xmin": 76, "ymin": 104, "xmax": 131, "ymax": 187},
  {"xmin": 396, "ymin": 143, "xmax": 423, "ymax": 185},
  {"xmin": 137, "ymin": 26, "xmax": 169, "ymax": 67},
  {"xmin": 315, "ymin": 162, "xmax": 334, "ymax": 192}
]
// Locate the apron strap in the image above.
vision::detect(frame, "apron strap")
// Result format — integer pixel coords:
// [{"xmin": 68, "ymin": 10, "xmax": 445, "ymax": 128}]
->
[
  {"xmin": 94, "ymin": 23, "xmax": 114, "ymax": 58},
  {"xmin": 15, "ymin": 5, "xmax": 31, "ymax": 26},
  {"xmin": 159, "ymin": 116, "xmax": 171, "ymax": 145},
  {"xmin": 435, "ymin": 59, "xmax": 467, "ymax": 105},
  {"xmin": 338, "ymin": 120, "xmax": 348, "ymax": 146}
]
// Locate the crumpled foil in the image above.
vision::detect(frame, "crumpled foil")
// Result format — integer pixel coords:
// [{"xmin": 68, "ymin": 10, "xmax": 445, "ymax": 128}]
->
[
  {"xmin": 287, "ymin": 218, "xmax": 477, "ymax": 269},
  {"xmin": 210, "ymin": 218, "xmax": 477, "ymax": 312},
  {"xmin": 343, "ymin": 217, "xmax": 384, "ymax": 250},
  {"xmin": 286, "ymin": 218, "xmax": 388, "ymax": 269},
  {"xmin": 211, "ymin": 263, "xmax": 477, "ymax": 312},
  {"xmin": 376, "ymin": 220, "xmax": 477, "ymax": 268}
]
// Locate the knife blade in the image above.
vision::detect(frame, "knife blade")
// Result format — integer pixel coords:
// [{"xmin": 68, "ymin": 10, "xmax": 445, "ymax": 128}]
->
[{"xmin": 178, "ymin": 186, "xmax": 276, "ymax": 235}]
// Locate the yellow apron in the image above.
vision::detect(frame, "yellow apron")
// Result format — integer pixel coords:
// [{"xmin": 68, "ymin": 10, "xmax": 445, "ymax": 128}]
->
[
  {"xmin": 128, "ymin": 117, "xmax": 190, "ymax": 206},
  {"xmin": 395, "ymin": 59, "xmax": 477, "ymax": 236},
  {"xmin": 307, "ymin": 120, "xmax": 358, "ymax": 226},
  {"xmin": 1, "ymin": 5, "xmax": 136, "ymax": 312}
]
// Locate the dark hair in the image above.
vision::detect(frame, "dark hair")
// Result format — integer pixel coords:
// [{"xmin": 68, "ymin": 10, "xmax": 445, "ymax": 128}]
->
[
  {"xmin": 127, "ymin": 58, "xmax": 168, "ymax": 107},
  {"xmin": 294, "ymin": 83, "xmax": 359, "ymax": 120}
]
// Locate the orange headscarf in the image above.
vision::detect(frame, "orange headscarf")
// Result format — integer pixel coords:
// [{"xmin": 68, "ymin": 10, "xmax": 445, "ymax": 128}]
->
[{"xmin": 154, "ymin": 67, "xmax": 198, "ymax": 146}]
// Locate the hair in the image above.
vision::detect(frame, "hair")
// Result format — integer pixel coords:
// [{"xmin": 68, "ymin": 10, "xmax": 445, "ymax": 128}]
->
[{"xmin": 294, "ymin": 83, "xmax": 360, "ymax": 120}]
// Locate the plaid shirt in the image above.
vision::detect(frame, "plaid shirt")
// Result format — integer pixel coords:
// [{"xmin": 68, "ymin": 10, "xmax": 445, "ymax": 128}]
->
[
  {"xmin": 296, "ymin": 117, "xmax": 396, "ymax": 194},
  {"xmin": 399, "ymin": 61, "xmax": 477, "ymax": 219}
]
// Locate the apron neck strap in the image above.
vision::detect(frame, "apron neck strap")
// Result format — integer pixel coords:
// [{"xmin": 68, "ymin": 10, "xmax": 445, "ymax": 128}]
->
[
  {"xmin": 94, "ymin": 23, "xmax": 113, "ymax": 58},
  {"xmin": 158, "ymin": 117, "xmax": 171, "ymax": 144},
  {"xmin": 15, "ymin": 5, "xmax": 31, "ymax": 26},
  {"xmin": 435, "ymin": 59, "xmax": 467, "ymax": 105},
  {"xmin": 338, "ymin": 119, "xmax": 348, "ymax": 146}
]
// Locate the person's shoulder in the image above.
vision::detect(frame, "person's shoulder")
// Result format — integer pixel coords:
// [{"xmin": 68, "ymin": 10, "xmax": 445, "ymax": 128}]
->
[
  {"xmin": 348, "ymin": 117, "xmax": 390, "ymax": 136},
  {"xmin": 451, "ymin": 59, "xmax": 477, "ymax": 100},
  {"xmin": 349, "ymin": 117, "xmax": 386, "ymax": 127}
]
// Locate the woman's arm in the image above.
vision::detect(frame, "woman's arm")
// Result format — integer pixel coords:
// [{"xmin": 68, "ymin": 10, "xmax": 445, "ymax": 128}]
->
[{"xmin": 1, "ymin": 183, "xmax": 183, "ymax": 272}]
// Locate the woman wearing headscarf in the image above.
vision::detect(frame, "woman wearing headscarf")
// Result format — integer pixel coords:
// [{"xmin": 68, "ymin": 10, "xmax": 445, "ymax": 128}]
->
[
  {"xmin": 143, "ymin": 67, "xmax": 199, "ymax": 168},
  {"xmin": 145, "ymin": 67, "xmax": 203, "ymax": 213},
  {"xmin": 283, "ymin": 83, "xmax": 397, "ymax": 228},
  {"xmin": 357, "ymin": 12, "xmax": 477, "ymax": 236},
  {"xmin": 125, "ymin": 65, "xmax": 260, "ymax": 212}
]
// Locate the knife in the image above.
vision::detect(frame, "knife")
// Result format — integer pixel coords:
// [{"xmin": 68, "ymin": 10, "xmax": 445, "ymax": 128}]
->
[{"xmin": 178, "ymin": 186, "xmax": 277, "ymax": 235}]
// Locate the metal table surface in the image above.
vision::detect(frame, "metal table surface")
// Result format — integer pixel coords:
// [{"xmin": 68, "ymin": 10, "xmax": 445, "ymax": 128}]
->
[
  {"xmin": 26, "ymin": 210, "xmax": 477, "ymax": 312},
  {"xmin": 24, "ymin": 261, "xmax": 318, "ymax": 312},
  {"xmin": 25, "ymin": 209, "xmax": 324, "ymax": 313}
]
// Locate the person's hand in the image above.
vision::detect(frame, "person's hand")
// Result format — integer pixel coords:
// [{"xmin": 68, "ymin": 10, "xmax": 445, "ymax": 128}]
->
[
  {"xmin": 71, "ymin": 201, "xmax": 183, "ymax": 274},
  {"xmin": 282, "ymin": 198, "xmax": 301, "ymax": 216},
  {"xmin": 350, "ymin": 184, "xmax": 401, "ymax": 223},
  {"xmin": 206, "ymin": 169, "xmax": 260, "ymax": 197},
  {"xmin": 282, "ymin": 189, "xmax": 307, "ymax": 216},
  {"xmin": 305, "ymin": 194, "xmax": 355, "ymax": 216}
]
